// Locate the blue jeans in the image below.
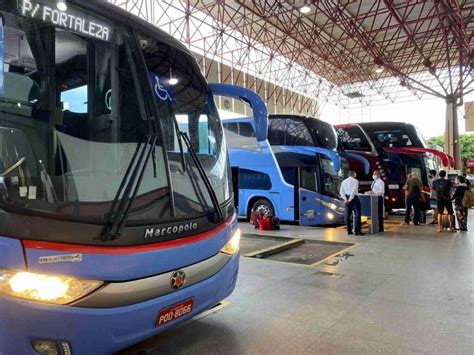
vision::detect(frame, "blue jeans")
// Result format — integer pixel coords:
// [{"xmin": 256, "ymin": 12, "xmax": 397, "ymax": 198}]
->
[{"xmin": 345, "ymin": 196, "xmax": 362, "ymax": 234}]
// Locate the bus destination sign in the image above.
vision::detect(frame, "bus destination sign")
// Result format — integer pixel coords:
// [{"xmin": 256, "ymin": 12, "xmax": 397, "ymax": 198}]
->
[{"xmin": 19, "ymin": 0, "xmax": 112, "ymax": 42}]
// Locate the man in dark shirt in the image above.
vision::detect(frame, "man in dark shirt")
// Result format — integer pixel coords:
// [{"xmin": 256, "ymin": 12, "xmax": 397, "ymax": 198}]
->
[{"xmin": 432, "ymin": 170, "xmax": 455, "ymax": 232}]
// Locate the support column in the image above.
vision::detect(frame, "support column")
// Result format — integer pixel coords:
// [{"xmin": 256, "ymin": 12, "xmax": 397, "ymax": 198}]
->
[{"xmin": 444, "ymin": 98, "xmax": 462, "ymax": 170}]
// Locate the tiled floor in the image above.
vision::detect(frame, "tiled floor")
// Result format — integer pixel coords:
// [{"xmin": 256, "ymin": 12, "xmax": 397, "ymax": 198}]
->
[{"xmin": 125, "ymin": 214, "xmax": 474, "ymax": 354}]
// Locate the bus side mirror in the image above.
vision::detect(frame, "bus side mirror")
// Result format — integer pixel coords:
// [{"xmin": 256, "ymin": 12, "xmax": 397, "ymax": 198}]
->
[{"xmin": 208, "ymin": 83, "xmax": 268, "ymax": 142}]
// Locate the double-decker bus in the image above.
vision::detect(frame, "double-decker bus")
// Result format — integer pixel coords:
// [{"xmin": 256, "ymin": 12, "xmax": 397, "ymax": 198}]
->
[
  {"xmin": 0, "ymin": 1, "xmax": 240, "ymax": 354},
  {"xmin": 335, "ymin": 122, "xmax": 453, "ymax": 210},
  {"xmin": 224, "ymin": 112, "xmax": 354, "ymax": 225}
]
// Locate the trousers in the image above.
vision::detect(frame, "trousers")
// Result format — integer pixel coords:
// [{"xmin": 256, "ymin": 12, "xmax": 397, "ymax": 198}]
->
[{"xmin": 345, "ymin": 196, "xmax": 362, "ymax": 234}]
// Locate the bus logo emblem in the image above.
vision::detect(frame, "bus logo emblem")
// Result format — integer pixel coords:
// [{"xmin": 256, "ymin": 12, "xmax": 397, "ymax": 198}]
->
[{"xmin": 170, "ymin": 270, "xmax": 186, "ymax": 290}]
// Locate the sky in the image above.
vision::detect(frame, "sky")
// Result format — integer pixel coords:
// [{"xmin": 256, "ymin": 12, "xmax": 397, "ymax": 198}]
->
[{"xmin": 319, "ymin": 95, "xmax": 473, "ymax": 140}]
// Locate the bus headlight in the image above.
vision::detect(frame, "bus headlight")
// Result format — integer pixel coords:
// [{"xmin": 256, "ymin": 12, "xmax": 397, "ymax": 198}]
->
[
  {"xmin": 220, "ymin": 229, "xmax": 241, "ymax": 255},
  {"xmin": 0, "ymin": 269, "xmax": 103, "ymax": 305}
]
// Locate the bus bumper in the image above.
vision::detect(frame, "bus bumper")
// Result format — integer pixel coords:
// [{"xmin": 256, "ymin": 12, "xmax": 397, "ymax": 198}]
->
[{"xmin": 0, "ymin": 252, "xmax": 239, "ymax": 355}]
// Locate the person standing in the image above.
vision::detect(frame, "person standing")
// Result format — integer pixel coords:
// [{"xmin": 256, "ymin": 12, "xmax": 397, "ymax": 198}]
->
[
  {"xmin": 462, "ymin": 173, "xmax": 471, "ymax": 187},
  {"xmin": 428, "ymin": 169, "xmax": 438, "ymax": 225},
  {"xmin": 452, "ymin": 175, "xmax": 468, "ymax": 231},
  {"xmin": 432, "ymin": 170, "xmax": 455, "ymax": 232},
  {"xmin": 370, "ymin": 170, "xmax": 385, "ymax": 232},
  {"xmin": 340, "ymin": 171, "xmax": 365, "ymax": 236},
  {"xmin": 403, "ymin": 172, "xmax": 423, "ymax": 225}
]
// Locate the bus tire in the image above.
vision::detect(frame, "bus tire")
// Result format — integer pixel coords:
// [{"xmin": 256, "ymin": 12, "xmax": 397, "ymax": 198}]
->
[{"xmin": 250, "ymin": 199, "xmax": 275, "ymax": 219}]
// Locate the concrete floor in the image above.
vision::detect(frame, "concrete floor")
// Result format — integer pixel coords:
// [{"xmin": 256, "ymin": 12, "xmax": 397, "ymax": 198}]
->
[{"xmin": 124, "ymin": 214, "xmax": 473, "ymax": 355}]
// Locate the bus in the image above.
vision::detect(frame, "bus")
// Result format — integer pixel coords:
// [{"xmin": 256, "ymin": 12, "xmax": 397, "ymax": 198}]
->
[
  {"xmin": 0, "ymin": 1, "xmax": 240, "ymax": 354},
  {"xmin": 335, "ymin": 122, "xmax": 453, "ymax": 210},
  {"xmin": 223, "ymin": 113, "xmax": 354, "ymax": 225}
]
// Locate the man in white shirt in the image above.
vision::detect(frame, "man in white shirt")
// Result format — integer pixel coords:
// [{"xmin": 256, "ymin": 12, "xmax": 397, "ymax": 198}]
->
[
  {"xmin": 340, "ymin": 171, "xmax": 364, "ymax": 235},
  {"xmin": 370, "ymin": 170, "xmax": 385, "ymax": 232}
]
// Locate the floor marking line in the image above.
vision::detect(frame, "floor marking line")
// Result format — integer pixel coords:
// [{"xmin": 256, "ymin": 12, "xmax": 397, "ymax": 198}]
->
[
  {"xmin": 244, "ymin": 238, "xmax": 305, "ymax": 258},
  {"xmin": 305, "ymin": 242, "xmax": 360, "ymax": 268}
]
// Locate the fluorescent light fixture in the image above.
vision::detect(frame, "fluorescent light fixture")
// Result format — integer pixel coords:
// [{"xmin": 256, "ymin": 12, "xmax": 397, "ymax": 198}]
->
[
  {"xmin": 168, "ymin": 77, "xmax": 179, "ymax": 86},
  {"xmin": 299, "ymin": 5, "xmax": 311, "ymax": 14},
  {"xmin": 57, "ymin": 0, "xmax": 67, "ymax": 11},
  {"xmin": 375, "ymin": 66, "xmax": 384, "ymax": 73}
]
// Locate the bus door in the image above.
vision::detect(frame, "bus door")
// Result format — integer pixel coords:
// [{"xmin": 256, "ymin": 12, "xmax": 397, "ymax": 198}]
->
[{"xmin": 297, "ymin": 165, "xmax": 322, "ymax": 225}]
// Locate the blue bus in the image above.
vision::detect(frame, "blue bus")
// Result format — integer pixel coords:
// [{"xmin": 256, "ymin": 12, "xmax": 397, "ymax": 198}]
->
[
  {"xmin": 0, "ymin": 1, "xmax": 241, "ymax": 354},
  {"xmin": 223, "ymin": 112, "xmax": 356, "ymax": 225}
]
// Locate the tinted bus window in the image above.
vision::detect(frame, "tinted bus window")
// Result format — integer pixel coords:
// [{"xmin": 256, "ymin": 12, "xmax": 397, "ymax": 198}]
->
[
  {"xmin": 336, "ymin": 126, "xmax": 372, "ymax": 151},
  {"xmin": 223, "ymin": 122, "xmax": 260, "ymax": 151},
  {"xmin": 0, "ymin": 8, "xmax": 171, "ymax": 221},
  {"xmin": 268, "ymin": 118, "xmax": 313, "ymax": 146},
  {"xmin": 300, "ymin": 166, "xmax": 318, "ymax": 192},
  {"xmin": 361, "ymin": 124, "xmax": 425, "ymax": 149},
  {"xmin": 140, "ymin": 31, "xmax": 231, "ymax": 216},
  {"xmin": 305, "ymin": 117, "xmax": 337, "ymax": 150},
  {"xmin": 239, "ymin": 169, "xmax": 272, "ymax": 190}
]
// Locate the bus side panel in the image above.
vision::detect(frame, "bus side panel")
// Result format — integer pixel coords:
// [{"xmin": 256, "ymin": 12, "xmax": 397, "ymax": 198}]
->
[
  {"xmin": 278, "ymin": 189, "xmax": 295, "ymax": 221},
  {"xmin": 0, "ymin": 237, "xmax": 26, "ymax": 270},
  {"xmin": 299, "ymin": 189, "xmax": 322, "ymax": 225}
]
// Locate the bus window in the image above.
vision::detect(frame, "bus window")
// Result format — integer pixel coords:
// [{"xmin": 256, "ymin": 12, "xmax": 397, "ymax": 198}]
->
[
  {"xmin": 0, "ymin": 8, "xmax": 171, "ymax": 221},
  {"xmin": 223, "ymin": 122, "xmax": 260, "ymax": 151},
  {"xmin": 239, "ymin": 168, "xmax": 271, "ymax": 190},
  {"xmin": 300, "ymin": 166, "xmax": 318, "ymax": 192},
  {"xmin": 320, "ymin": 156, "xmax": 343, "ymax": 198},
  {"xmin": 268, "ymin": 118, "xmax": 313, "ymax": 146},
  {"xmin": 336, "ymin": 126, "xmax": 372, "ymax": 151},
  {"xmin": 139, "ymin": 31, "xmax": 231, "ymax": 215},
  {"xmin": 60, "ymin": 85, "xmax": 87, "ymax": 113}
]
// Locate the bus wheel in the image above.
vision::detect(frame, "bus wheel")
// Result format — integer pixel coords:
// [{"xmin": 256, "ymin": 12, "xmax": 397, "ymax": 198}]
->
[{"xmin": 251, "ymin": 199, "xmax": 274, "ymax": 219}]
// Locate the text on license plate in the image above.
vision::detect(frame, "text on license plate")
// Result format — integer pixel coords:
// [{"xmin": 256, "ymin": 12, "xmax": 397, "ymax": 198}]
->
[{"xmin": 156, "ymin": 299, "xmax": 194, "ymax": 327}]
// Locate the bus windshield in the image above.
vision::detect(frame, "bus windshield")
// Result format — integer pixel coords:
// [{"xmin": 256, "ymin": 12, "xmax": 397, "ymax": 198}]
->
[
  {"xmin": 320, "ymin": 155, "xmax": 347, "ymax": 198},
  {"xmin": 303, "ymin": 116, "xmax": 338, "ymax": 151},
  {"xmin": 0, "ymin": 1, "xmax": 230, "ymax": 225},
  {"xmin": 360, "ymin": 123, "xmax": 426, "ymax": 149},
  {"xmin": 335, "ymin": 125, "xmax": 373, "ymax": 152}
]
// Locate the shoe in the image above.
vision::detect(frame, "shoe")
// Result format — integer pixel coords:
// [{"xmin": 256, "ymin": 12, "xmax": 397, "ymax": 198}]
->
[
  {"xmin": 379, "ymin": 229, "xmax": 385, "ymax": 233},
  {"xmin": 347, "ymin": 232, "xmax": 353, "ymax": 235},
  {"xmin": 403, "ymin": 222, "xmax": 409, "ymax": 225},
  {"xmin": 414, "ymin": 223, "xmax": 420, "ymax": 226},
  {"xmin": 437, "ymin": 229, "xmax": 442, "ymax": 233},
  {"xmin": 355, "ymin": 232, "xmax": 366, "ymax": 236},
  {"xmin": 428, "ymin": 221, "xmax": 436, "ymax": 225}
]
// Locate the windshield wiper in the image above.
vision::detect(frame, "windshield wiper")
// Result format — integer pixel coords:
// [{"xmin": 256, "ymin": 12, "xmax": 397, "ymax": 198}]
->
[
  {"xmin": 101, "ymin": 134, "xmax": 158, "ymax": 241},
  {"xmin": 179, "ymin": 131, "xmax": 224, "ymax": 222}
]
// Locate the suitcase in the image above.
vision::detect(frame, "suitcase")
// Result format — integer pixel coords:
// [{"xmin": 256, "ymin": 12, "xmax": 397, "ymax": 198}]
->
[
  {"xmin": 441, "ymin": 214, "xmax": 450, "ymax": 229},
  {"xmin": 258, "ymin": 217, "xmax": 273, "ymax": 230}
]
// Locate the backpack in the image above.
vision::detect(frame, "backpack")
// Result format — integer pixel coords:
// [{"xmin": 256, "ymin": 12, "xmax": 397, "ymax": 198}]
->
[
  {"xmin": 462, "ymin": 187, "xmax": 474, "ymax": 208},
  {"xmin": 435, "ymin": 179, "xmax": 450, "ymax": 200}
]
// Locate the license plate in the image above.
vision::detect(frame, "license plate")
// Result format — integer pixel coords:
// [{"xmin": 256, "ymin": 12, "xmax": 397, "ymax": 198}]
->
[{"xmin": 156, "ymin": 299, "xmax": 194, "ymax": 327}]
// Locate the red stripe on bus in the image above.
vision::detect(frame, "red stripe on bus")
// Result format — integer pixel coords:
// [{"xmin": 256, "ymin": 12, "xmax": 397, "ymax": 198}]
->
[{"xmin": 22, "ymin": 215, "xmax": 235, "ymax": 255}]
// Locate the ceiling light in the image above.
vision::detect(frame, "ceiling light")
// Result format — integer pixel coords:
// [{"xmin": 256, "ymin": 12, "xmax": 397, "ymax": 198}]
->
[
  {"xmin": 299, "ymin": 5, "xmax": 311, "ymax": 14},
  {"xmin": 168, "ymin": 68, "xmax": 178, "ymax": 85},
  {"xmin": 57, "ymin": 0, "xmax": 68, "ymax": 11},
  {"xmin": 168, "ymin": 77, "xmax": 178, "ymax": 86},
  {"xmin": 374, "ymin": 66, "xmax": 384, "ymax": 73}
]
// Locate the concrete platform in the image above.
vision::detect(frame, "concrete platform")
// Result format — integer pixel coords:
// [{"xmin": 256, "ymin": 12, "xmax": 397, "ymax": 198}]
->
[{"xmin": 123, "ymin": 214, "xmax": 474, "ymax": 354}]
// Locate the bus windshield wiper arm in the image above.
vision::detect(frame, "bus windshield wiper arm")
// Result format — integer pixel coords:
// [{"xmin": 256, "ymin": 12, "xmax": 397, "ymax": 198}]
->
[
  {"xmin": 101, "ymin": 134, "xmax": 158, "ymax": 241},
  {"xmin": 179, "ymin": 131, "xmax": 224, "ymax": 222}
]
